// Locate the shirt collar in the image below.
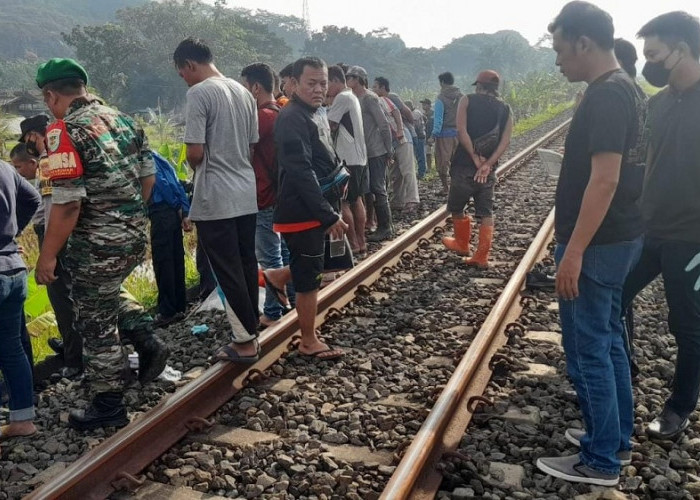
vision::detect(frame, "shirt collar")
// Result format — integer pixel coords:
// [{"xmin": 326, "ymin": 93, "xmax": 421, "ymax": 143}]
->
[
  {"xmin": 291, "ymin": 94, "xmax": 320, "ymax": 113},
  {"xmin": 67, "ymin": 95, "xmax": 103, "ymax": 115}
]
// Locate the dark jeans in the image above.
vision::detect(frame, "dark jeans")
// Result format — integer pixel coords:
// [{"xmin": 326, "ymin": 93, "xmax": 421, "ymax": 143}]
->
[
  {"xmin": 622, "ymin": 237, "xmax": 700, "ymax": 419},
  {"xmin": 0, "ymin": 270, "xmax": 34, "ymax": 421},
  {"xmin": 556, "ymin": 238, "xmax": 642, "ymax": 475},
  {"xmin": 196, "ymin": 239, "xmax": 216, "ymax": 300},
  {"xmin": 150, "ymin": 205, "xmax": 187, "ymax": 318},
  {"xmin": 197, "ymin": 214, "xmax": 259, "ymax": 342},
  {"xmin": 367, "ymin": 155, "xmax": 389, "ymax": 207},
  {"xmin": 413, "ymin": 137, "xmax": 427, "ymax": 179}
]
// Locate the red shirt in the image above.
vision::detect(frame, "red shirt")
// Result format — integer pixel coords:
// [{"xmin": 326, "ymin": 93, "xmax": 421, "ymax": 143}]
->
[{"xmin": 253, "ymin": 101, "xmax": 279, "ymax": 209}]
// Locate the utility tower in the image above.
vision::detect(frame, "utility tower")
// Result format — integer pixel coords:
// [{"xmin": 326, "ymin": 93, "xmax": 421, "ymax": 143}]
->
[{"xmin": 302, "ymin": 0, "xmax": 311, "ymax": 33}]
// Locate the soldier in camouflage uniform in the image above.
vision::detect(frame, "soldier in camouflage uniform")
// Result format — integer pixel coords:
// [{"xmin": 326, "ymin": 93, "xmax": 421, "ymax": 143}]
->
[{"xmin": 34, "ymin": 58, "xmax": 169, "ymax": 430}]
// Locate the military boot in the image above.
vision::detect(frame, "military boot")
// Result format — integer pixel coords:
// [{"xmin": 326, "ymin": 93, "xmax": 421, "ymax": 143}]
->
[
  {"xmin": 68, "ymin": 391, "xmax": 129, "ymax": 430},
  {"xmin": 134, "ymin": 335, "xmax": 170, "ymax": 384}
]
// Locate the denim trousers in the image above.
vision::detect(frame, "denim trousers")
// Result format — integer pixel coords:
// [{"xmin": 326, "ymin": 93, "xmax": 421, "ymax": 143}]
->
[
  {"xmin": 555, "ymin": 237, "xmax": 642, "ymax": 475},
  {"xmin": 413, "ymin": 137, "xmax": 427, "ymax": 179},
  {"xmin": 256, "ymin": 207, "xmax": 286, "ymax": 321},
  {"xmin": 0, "ymin": 270, "xmax": 35, "ymax": 421},
  {"xmin": 622, "ymin": 237, "xmax": 700, "ymax": 419}
]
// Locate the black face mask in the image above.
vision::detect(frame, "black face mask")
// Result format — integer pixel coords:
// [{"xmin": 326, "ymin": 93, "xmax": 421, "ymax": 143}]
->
[
  {"xmin": 642, "ymin": 50, "xmax": 678, "ymax": 88},
  {"xmin": 25, "ymin": 139, "xmax": 40, "ymax": 157}
]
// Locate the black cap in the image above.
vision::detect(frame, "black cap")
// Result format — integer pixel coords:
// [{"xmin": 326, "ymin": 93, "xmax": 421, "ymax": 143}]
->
[
  {"xmin": 419, "ymin": 98, "xmax": 431, "ymax": 105},
  {"xmin": 19, "ymin": 114, "xmax": 50, "ymax": 142}
]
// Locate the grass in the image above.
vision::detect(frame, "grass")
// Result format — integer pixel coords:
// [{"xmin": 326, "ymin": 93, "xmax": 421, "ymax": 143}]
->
[{"xmin": 512, "ymin": 101, "xmax": 573, "ymax": 137}]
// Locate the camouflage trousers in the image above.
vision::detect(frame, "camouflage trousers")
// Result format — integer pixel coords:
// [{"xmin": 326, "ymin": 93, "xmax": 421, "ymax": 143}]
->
[{"xmin": 64, "ymin": 239, "xmax": 149, "ymax": 394}]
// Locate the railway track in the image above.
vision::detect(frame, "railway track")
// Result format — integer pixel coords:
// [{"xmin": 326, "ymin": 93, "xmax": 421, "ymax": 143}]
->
[{"xmin": 23, "ymin": 119, "xmax": 570, "ymax": 500}]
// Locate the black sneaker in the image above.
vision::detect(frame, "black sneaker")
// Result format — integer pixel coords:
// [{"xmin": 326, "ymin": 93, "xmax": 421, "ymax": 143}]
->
[
  {"xmin": 68, "ymin": 391, "xmax": 129, "ymax": 431},
  {"xmin": 526, "ymin": 264, "xmax": 556, "ymax": 291},
  {"xmin": 153, "ymin": 312, "xmax": 184, "ymax": 328}
]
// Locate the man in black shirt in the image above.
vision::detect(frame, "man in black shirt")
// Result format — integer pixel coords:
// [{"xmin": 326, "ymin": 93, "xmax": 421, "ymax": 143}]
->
[
  {"xmin": 622, "ymin": 11, "xmax": 700, "ymax": 440},
  {"xmin": 535, "ymin": 1, "xmax": 646, "ymax": 487},
  {"xmin": 442, "ymin": 69, "xmax": 513, "ymax": 268}
]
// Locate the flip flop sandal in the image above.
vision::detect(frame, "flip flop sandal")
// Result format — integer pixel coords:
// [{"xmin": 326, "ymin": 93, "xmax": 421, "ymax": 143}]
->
[
  {"xmin": 212, "ymin": 344, "xmax": 260, "ymax": 365},
  {"xmin": 299, "ymin": 345, "xmax": 345, "ymax": 361},
  {"xmin": 262, "ymin": 271, "xmax": 290, "ymax": 308}
]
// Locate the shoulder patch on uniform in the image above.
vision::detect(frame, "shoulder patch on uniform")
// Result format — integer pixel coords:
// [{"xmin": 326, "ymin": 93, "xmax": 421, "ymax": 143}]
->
[{"xmin": 47, "ymin": 127, "xmax": 61, "ymax": 153}]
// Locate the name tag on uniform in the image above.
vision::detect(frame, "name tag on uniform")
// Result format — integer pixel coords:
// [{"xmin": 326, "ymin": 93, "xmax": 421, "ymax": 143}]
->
[{"xmin": 46, "ymin": 120, "xmax": 84, "ymax": 180}]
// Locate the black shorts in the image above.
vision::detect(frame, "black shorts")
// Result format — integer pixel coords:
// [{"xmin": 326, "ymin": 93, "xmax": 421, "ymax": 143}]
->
[
  {"xmin": 346, "ymin": 164, "xmax": 369, "ymax": 203},
  {"xmin": 282, "ymin": 227, "xmax": 325, "ymax": 293},
  {"xmin": 447, "ymin": 165, "xmax": 495, "ymax": 218}
]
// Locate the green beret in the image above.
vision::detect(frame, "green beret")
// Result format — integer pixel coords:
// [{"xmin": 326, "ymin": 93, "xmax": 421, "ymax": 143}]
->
[{"xmin": 36, "ymin": 58, "xmax": 89, "ymax": 88}]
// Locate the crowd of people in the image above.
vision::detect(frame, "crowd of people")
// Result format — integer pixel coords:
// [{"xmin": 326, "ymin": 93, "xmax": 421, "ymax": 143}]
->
[
  {"xmin": 1, "ymin": 2, "xmax": 699, "ymax": 492},
  {"xmin": 0, "ymin": 31, "xmax": 514, "ymax": 441}
]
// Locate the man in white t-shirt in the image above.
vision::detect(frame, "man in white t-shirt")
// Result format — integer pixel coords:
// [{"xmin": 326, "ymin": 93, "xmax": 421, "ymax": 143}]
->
[
  {"xmin": 174, "ymin": 37, "xmax": 261, "ymax": 364},
  {"xmin": 326, "ymin": 65, "xmax": 369, "ymax": 256}
]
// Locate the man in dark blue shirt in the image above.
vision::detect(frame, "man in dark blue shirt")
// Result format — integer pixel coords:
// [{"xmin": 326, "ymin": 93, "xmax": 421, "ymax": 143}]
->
[{"xmin": 149, "ymin": 152, "xmax": 192, "ymax": 326}]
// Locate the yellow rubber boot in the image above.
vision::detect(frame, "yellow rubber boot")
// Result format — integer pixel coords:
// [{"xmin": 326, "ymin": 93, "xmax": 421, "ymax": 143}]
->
[
  {"xmin": 465, "ymin": 224, "xmax": 493, "ymax": 268},
  {"xmin": 442, "ymin": 216, "xmax": 472, "ymax": 255}
]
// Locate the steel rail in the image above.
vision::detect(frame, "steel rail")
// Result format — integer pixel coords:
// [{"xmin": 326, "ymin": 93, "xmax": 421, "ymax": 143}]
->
[
  {"xmin": 380, "ymin": 209, "xmax": 555, "ymax": 499},
  {"xmin": 25, "ymin": 118, "xmax": 569, "ymax": 500},
  {"xmin": 379, "ymin": 117, "xmax": 570, "ymax": 499}
]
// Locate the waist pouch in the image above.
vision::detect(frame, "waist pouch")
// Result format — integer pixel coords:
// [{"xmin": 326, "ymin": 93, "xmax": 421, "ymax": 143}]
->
[{"xmin": 319, "ymin": 163, "xmax": 350, "ymax": 204}]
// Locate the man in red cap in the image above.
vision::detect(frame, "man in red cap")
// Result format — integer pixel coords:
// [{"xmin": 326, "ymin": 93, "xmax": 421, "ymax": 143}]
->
[{"xmin": 442, "ymin": 69, "xmax": 513, "ymax": 268}]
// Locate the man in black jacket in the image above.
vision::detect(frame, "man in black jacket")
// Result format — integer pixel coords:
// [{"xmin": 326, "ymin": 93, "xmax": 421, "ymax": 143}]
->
[
  {"xmin": 622, "ymin": 11, "xmax": 700, "ymax": 440},
  {"xmin": 266, "ymin": 57, "xmax": 347, "ymax": 360}
]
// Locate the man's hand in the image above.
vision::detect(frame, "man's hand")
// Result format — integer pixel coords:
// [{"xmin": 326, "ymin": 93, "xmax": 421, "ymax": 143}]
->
[
  {"xmin": 182, "ymin": 217, "xmax": 193, "ymax": 232},
  {"xmin": 556, "ymin": 248, "xmax": 583, "ymax": 300},
  {"xmin": 474, "ymin": 162, "xmax": 490, "ymax": 184},
  {"xmin": 35, "ymin": 253, "xmax": 57, "ymax": 285},
  {"xmin": 326, "ymin": 218, "xmax": 349, "ymax": 241},
  {"xmin": 685, "ymin": 252, "xmax": 700, "ymax": 291}
]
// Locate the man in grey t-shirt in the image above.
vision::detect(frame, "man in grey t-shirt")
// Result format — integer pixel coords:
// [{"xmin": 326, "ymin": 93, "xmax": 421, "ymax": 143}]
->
[{"xmin": 175, "ymin": 37, "xmax": 261, "ymax": 364}]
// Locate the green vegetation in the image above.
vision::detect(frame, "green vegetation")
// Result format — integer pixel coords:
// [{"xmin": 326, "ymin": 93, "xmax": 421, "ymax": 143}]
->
[
  {"xmin": 1, "ymin": 0, "xmax": 567, "ymax": 113},
  {"xmin": 513, "ymin": 101, "xmax": 573, "ymax": 136}
]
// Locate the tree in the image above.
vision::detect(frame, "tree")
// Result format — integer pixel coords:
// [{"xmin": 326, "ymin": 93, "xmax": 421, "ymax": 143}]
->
[{"xmin": 63, "ymin": 0, "xmax": 292, "ymax": 111}]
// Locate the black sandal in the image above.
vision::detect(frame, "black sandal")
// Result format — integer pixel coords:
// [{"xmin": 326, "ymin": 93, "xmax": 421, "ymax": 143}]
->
[
  {"xmin": 212, "ymin": 343, "xmax": 259, "ymax": 365},
  {"xmin": 262, "ymin": 271, "xmax": 290, "ymax": 308}
]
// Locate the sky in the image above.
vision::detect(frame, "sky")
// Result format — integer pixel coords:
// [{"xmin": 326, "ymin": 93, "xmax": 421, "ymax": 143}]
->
[{"xmin": 217, "ymin": 0, "xmax": 698, "ymax": 54}]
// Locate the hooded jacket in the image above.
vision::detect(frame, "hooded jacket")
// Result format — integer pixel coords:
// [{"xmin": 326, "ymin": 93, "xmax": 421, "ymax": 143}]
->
[{"xmin": 433, "ymin": 85, "xmax": 463, "ymax": 138}]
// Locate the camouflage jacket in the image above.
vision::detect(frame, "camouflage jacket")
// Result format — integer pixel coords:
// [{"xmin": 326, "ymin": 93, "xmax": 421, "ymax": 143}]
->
[{"xmin": 49, "ymin": 97, "xmax": 155, "ymax": 254}]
